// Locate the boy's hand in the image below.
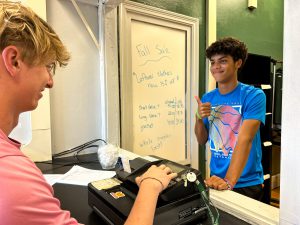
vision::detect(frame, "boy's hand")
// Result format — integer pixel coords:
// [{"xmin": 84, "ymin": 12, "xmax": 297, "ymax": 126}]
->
[
  {"xmin": 194, "ymin": 96, "xmax": 211, "ymax": 119},
  {"xmin": 205, "ymin": 175, "xmax": 231, "ymax": 190}
]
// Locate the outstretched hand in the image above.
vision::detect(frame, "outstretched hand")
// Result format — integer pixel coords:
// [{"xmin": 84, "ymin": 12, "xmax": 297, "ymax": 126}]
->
[
  {"xmin": 205, "ymin": 175, "xmax": 230, "ymax": 190},
  {"xmin": 136, "ymin": 164, "xmax": 178, "ymax": 192},
  {"xmin": 194, "ymin": 96, "xmax": 211, "ymax": 119}
]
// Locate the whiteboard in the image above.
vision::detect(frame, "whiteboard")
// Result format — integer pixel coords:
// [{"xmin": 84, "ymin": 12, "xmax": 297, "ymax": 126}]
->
[
  {"xmin": 131, "ymin": 21, "xmax": 186, "ymax": 160},
  {"xmin": 119, "ymin": 1, "xmax": 199, "ymax": 165}
]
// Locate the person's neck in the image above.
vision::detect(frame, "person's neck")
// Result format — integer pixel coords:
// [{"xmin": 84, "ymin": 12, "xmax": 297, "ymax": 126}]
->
[
  {"xmin": 0, "ymin": 120, "xmax": 18, "ymax": 137},
  {"xmin": 218, "ymin": 80, "xmax": 239, "ymax": 95},
  {"xmin": 0, "ymin": 107, "xmax": 19, "ymax": 136},
  {"xmin": 0, "ymin": 69, "xmax": 21, "ymax": 136}
]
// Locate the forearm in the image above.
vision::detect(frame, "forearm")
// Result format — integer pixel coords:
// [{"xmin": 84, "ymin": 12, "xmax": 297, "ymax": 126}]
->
[
  {"xmin": 124, "ymin": 181, "xmax": 160, "ymax": 225},
  {"xmin": 225, "ymin": 119, "xmax": 261, "ymax": 187},
  {"xmin": 194, "ymin": 117, "xmax": 208, "ymax": 145},
  {"xmin": 225, "ymin": 136, "xmax": 253, "ymax": 186}
]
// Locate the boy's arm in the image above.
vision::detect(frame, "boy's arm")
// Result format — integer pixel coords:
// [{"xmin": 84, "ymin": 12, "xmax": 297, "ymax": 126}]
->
[
  {"xmin": 205, "ymin": 119, "xmax": 261, "ymax": 190},
  {"xmin": 194, "ymin": 116, "xmax": 208, "ymax": 145},
  {"xmin": 225, "ymin": 119, "xmax": 261, "ymax": 187},
  {"xmin": 194, "ymin": 96, "xmax": 210, "ymax": 145}
]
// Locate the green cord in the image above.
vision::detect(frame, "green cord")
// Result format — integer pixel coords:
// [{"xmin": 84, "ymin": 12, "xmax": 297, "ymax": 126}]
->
[{"xmin": 195, "ymin": 180, "xmax": 219, "ymax": 225}]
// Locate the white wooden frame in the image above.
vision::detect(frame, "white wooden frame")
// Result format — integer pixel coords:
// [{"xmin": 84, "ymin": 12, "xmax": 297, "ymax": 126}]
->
[{"xmin": 119, "ymin": 1, "xmax": 199, "ymax": 168}]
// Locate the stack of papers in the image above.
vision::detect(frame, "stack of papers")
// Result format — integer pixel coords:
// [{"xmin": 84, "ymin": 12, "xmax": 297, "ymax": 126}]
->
[{"xmin": 43, "ymin": 165, "xmax": 116, "ymax": 186}]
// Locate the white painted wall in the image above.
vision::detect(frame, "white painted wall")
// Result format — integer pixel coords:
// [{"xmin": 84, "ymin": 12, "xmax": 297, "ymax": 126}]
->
[
  {"xmin": 46, "ymin": 0, "xmax": 103, "ymax": 154},
  {"xmin": 280, "ymin": 1, "xmax": 300, "ymax": 224},
  {"xmin": 103, "ymin": 6, "xmax": 120, "ymax": 145}
]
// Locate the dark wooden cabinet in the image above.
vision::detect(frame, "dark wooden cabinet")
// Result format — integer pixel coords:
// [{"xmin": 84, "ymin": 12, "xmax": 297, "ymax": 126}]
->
[{"xmin": 238, "ymin": 53, "xmax": 274, "ymax": 204}]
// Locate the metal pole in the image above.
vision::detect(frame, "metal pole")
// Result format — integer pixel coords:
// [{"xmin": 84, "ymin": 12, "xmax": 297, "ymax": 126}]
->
[{"xmin": 271, "ymin": 60, "xmax": 277, "ymax": 129}]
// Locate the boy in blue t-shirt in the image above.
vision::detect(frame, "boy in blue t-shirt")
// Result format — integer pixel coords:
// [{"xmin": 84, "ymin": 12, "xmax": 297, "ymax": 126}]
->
[{"xmin": 195, "ymin": 37, "xmax": 266, "ymax": 201}]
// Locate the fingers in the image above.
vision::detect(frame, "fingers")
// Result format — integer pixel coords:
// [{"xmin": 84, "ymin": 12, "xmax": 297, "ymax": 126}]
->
[
  {"xmin": 135, "ymin": 176, "xmax": 141, "ymax": 184},
  {"xmin": 194, "ymin": 96, "xmax": 202, "ymax": 104},
  {"xmin": 158, "ymin": 164, "xmax": 178, "ymax": 179},
  {"xmin": 158, "ymin": 164, "xmax": 166, "ymax": 170},
  {"xmin": 135, "ymin": 164, "xmax": 178, "ymax": 194},
  {"xmin": 168, "ymin": 172, "xmax": 178, "ymax": 180},
  {"xmin": 143, "ymin": 165, "xmax": 175, "ymax": 185},
  {"xmin": 205, "ymin": 175, "xmax": 229, "ymax": 190},
  {"xmin": 195, "ymin": 96, "xmax": 212, "ymax": 119},
  {"xmin": 158, "ymin": 164, "xmax": 172, "ymax": 174}
]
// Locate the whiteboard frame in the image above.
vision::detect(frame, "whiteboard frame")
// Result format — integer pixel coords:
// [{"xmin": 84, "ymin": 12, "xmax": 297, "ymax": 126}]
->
[{"xmin": 119, "ymin": 1, "xmax": 199, "ymax": 168}]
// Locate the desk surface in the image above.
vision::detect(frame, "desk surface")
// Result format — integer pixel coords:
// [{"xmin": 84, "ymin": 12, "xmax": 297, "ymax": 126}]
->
[{"xmin": 36, "ymin": 154, "xmax": 250, "ymax": 225}]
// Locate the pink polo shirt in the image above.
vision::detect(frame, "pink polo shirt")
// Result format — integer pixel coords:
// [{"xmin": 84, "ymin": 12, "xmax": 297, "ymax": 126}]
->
[{"xmin": 0, "ymin": 129, "xmax": 80, "ymax": 225}]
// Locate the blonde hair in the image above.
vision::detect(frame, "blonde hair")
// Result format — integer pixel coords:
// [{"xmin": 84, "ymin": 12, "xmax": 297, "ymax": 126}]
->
[{"xmin": 0, "ymin": 1, "xmax": 70, "ymax": 70}]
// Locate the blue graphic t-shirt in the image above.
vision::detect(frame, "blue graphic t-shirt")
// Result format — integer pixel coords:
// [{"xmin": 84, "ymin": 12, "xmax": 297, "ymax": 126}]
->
[{"xmin": 202, "ymin": 82, "xmax": 266, "ymax": 188}]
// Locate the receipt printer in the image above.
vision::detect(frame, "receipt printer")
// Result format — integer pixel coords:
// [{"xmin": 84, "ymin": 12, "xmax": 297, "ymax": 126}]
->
[{"xmin": 88, "ymin": 157, "xmax": 208, "ymax": 225}]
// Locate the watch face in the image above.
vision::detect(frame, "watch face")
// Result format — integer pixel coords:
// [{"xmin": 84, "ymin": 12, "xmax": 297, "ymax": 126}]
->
[{"xmin": 186, "ymin": 172, "xmax": 197, "ymax": 182}]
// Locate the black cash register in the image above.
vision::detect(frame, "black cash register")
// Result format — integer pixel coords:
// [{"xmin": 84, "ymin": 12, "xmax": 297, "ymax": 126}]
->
[{"xmin": 88, "ymin": 157, "xmax": 208, "ymax": 225}]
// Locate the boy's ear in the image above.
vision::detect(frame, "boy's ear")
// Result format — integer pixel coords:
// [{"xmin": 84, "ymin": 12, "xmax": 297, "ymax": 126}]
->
[
  {"xmin": 1, "ymin": 46, "xmax": 22, "ymax": 77},
  {"xmin": 235, "ymin": 59, "xmax": 243, "ymax": 69}
]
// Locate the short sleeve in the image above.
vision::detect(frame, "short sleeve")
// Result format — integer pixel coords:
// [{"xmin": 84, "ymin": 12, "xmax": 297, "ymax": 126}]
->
[{"xmin": 243, "ymin": 88, "xmax": 266, "ymax": 124}]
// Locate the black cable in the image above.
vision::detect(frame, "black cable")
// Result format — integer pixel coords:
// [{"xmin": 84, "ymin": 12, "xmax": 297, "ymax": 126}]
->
[
  {"xmin": 54, "ymin": 139, "xmax": 105, "ymax": 157},
  {"xmin": 74, "ymin": 144, "xmax": 99, "ymax": 162},
  {"xmin": 52, "ymin": 138, "xmax": 106, "ymax": 159},
  {"xmin": 36, "ymin": 139, "xmax": 107, "ymax": 173},
  {"xmin": 52, "ymin": 139, "xmax": 100, "ymax": 158}
]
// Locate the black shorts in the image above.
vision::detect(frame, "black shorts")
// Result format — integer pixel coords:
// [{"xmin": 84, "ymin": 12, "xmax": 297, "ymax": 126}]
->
[{"xmin": 233, "ymin": 184, "xmax": 264, "ymax": 201}]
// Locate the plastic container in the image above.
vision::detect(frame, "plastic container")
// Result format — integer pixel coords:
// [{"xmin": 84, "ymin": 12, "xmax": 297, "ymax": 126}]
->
[{"xmin": 97, "ymin": 144, "xmax": 119, "ymax": 169}]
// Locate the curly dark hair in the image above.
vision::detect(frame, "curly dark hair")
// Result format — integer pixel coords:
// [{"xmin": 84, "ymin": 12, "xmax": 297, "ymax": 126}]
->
[{"xmin": 206, "ymin": 37, "xmax": 248, "ymax": 68}]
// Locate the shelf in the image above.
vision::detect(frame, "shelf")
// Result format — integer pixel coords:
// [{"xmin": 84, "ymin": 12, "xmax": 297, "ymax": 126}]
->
[
  {"xmin": 263, "ymin": 141, "xmax": 272, "ymax": 147},
  {"xmin": 264, "ymin": 174, "xmax": 271, "ymax": 180}
]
